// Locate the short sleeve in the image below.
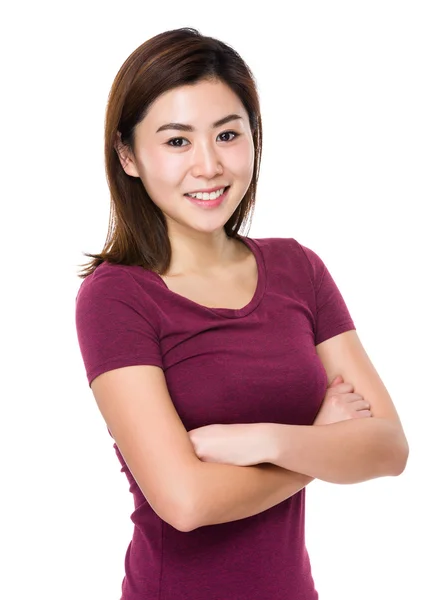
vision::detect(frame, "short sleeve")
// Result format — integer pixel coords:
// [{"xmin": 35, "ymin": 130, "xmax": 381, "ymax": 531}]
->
[
  {"xmin": 297, "ymin": 243, "xmax": 356, "ymax": 345},
  {"xmin": 75, "ymin": 265, "xmax": 163, "ymax": 387}
]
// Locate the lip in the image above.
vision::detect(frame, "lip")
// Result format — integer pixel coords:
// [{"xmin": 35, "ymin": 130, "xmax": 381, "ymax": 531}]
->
[
  {"xmin": 185, "ymin": 186, "xmax": 230, "ymax": 209},
  {"xmin": 186, "ymin": 185, "xmax": 229, "ymax": 194}
]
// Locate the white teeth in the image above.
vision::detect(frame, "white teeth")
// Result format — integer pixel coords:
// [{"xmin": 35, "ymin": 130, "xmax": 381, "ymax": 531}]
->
[{"xmin": 186, "ymin": 187, "xmax": 226, "ymax": 200}]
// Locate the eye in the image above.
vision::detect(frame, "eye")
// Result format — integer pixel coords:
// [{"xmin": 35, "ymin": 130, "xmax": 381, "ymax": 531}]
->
[
  {"xmin": 166, "ymin": 137, "xmax": 189, "ymax": 148},
  {"xmin": 165, "ymin": 131, "xmax": 240, "ymax": 147},
  {"xmin": 218, "ymin": 131, "xmax": 239, "ymax": 142}
]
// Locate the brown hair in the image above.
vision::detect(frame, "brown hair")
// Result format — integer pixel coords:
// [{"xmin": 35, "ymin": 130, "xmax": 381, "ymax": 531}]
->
[{"xmin": 77, "ymin": 27, "xmax": 263, "ymax": 279}]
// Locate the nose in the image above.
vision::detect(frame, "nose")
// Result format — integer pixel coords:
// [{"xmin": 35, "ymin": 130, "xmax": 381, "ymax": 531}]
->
[{"xmin": 190, "ymin": 141, "xmax": 223, "ymax": 178}]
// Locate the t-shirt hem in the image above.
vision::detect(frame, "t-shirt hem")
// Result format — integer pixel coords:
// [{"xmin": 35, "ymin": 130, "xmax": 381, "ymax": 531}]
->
[
  {"xmin": 315, "ymin": 321, "xmax": 356, "ymax": 346},
  {"xmin": 87, "ymin": 356, "xmax": 164, "ymax": 387}
]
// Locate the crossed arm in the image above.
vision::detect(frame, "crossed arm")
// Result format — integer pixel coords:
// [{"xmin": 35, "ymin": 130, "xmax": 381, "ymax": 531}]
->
[
  {"xmin": 185, "ymin": 331, "xmax": 409, "ymax": 531},
  {"xmin": 187, "ymin": 417, "xmax": 406, "ymax": 531}
]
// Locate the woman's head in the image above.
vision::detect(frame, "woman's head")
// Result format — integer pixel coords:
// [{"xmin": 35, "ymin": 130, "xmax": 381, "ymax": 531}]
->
[{"xmin": 78, "ymin": 27, "xmax": 263, "ymax": 278}]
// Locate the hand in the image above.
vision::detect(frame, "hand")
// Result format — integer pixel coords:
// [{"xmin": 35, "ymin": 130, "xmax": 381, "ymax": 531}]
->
[
  {"xmin": 313, "ymin": 375, "xmax": 372, "ymax": 426},
  {"xmin": 187, "ymin": 423, "xmax": 272, "ymax": 467}
]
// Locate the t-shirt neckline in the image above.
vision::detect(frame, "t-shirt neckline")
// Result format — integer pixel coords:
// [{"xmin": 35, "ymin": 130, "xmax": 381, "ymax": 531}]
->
[{"xmin": 154, "ymin": 236, "xmax": 266, "ymax": 319}]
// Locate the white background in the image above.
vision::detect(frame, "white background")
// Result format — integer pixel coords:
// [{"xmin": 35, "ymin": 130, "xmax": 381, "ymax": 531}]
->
[{"xmin": 2, "ymin": 1, "xmax": 434, "ymax": 598}]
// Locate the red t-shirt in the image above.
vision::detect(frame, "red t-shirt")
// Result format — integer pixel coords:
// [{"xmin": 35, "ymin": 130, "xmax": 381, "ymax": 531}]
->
[{"xmin": 75, "ymin": 236, "xmax": 356, "ymax": 600}]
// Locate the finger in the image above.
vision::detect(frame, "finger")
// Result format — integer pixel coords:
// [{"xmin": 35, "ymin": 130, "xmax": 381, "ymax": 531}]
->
[
  {"xmin": 352, "ymin": 399, "xmax": 371, "ymax": 411},
  {"xmin": 333, "ymin": 383, "xmax": 354, "ymax": 394},
  {"xmin": 354, "ymin": 409, "xmax": 372, "ymax": 418},
  {"xmin": 343, "ymin": 392, "xmax": 364, "ymax": 402}
]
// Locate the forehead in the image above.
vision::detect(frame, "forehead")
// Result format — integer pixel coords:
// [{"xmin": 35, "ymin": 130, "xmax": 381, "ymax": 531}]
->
[{"xmin": 142, "ymin": 80, "xmax": 248, "ymax": 127}]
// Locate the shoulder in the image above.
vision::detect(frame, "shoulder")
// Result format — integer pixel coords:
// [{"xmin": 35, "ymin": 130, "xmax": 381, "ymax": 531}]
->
[
  {"xmin": 249, "ymin": 235, "xmax": 316, "ymax": 256},
  {"xmin": 248, "ymin": 236, "xmax": 325, "ymax": 278},
  {"xmin": 76, "ymin": 261, "xmax": 160, "ymax": 304},
  {"xmin": 76, "ymin": 262, "xmax": 131, "ymax": 297},
  {"xmin": 75, "ymin": 262, "xmax": 164, "ymax": 336}
]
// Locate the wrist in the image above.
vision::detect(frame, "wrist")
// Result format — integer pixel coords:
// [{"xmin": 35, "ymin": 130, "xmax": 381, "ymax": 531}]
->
[{"xmin": 256, "ymin": 422, "xmax": 282, "ymax": 464}]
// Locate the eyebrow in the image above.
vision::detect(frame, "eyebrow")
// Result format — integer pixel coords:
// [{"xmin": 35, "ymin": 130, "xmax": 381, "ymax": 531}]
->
[{"xmin": 155, "ymin": 113, "xmax": 243, "ymax": 134}]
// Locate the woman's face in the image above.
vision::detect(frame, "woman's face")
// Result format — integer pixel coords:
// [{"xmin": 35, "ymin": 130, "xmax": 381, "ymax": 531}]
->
[{"xmin": 117, "ymin": 78, "xmax": 255, "ymax": 238}]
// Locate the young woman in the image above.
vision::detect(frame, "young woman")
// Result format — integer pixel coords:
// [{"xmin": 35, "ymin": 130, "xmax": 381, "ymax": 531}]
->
[{"xmin": 75, "ymin": 27, "xmax": 408, "ymax": 600}]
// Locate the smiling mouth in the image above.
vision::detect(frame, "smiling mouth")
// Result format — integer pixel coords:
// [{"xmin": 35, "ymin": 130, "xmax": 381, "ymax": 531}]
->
[{"xmin": 184, "ymin": 185, "xmax": 230, "ymax": 198}]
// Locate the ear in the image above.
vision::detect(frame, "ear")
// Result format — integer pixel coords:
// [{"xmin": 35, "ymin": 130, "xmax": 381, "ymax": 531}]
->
[{"xmin": 114, "ymin": 131, "xmax": 140, "ymax": 178}]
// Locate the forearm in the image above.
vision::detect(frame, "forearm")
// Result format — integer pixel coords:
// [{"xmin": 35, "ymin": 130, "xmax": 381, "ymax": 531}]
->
[
  {"xmin": 269, "ymin": 418, "xmax": 409, "ymax": 484},
  {"xmin": 186, "ymin": 461, "xmax": 313, "ymax": 531}
]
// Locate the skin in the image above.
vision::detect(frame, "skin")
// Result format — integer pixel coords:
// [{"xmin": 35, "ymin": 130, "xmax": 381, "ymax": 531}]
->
[{"xmin": 116, "ymin": 78, "xmax": 255, "ymax": 276}]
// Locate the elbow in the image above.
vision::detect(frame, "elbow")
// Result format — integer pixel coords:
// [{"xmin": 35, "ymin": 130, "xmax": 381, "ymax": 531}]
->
[
  {"xmin": 390, "ymin": 436, "xmax": 410, "ymax": 477},
  {"xmin": 173, "ymin": 459, "xmax": 208, "ymax": 532},
  {"xmin": 172, "ymin": 487, "xmax": 202, "ymax": 533},
  {"xmin": 379, "ymin": 425, "xmax": 409, "ymax": 478},
  {"xmin": 176, "ymin": 506, "xmax": 201, "ymax": 533},
  {"xmin": 155, "ymin": 503, "xmax": 193, "ymax": 533},
  {"xmin": 180, "ymin": 487, "xmax": 206, "ymax": 531},
  {"xmin": 337, "ymin": 431, "xmax": 410, "ymax": 484},
  {"xmin": 156, "ymin": 486, "xmax": 199, "ymax": 533},
  {"xmin": 374, "ymin": 419, "xmax": 409, "ymax": 478},
  {"xmin": 174, "ymin": 517, "xmax": 194, "ymax": 533},
  {"xmin": 170, "ymin": 504, "xmax": 197, "ymax": 533},
  {"xmin": 169, "ymin": 493, "xmax": 200, "ymax": 532},
  {"xmin": 170, "ymin": 461, "xmax": 204, "ymax": 532},
  {"xmin": 179, "ymin": 519, "xmax": 199, "ymax": 533}
]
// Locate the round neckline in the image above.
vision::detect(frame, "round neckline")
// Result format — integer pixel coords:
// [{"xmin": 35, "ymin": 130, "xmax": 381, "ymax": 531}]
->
[{"xmin": 153, "ymin": 236, "xmax": 266, "ymax": 319}]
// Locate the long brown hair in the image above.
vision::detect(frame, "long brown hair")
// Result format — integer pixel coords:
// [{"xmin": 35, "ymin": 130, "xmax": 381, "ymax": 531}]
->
[{"xmin": 77, "ymin": 27, "xmax": 263, "ymax": 279}]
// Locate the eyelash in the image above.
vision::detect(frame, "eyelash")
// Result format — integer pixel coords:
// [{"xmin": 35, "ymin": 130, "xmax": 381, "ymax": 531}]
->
[{"xmin": 165, "ymin": 131, "xmax": 240, "ymax": 147}]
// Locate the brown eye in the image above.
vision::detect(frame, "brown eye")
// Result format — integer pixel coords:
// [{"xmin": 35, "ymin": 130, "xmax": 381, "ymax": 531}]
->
[
  {"xmin": 218, "ymin": 131, "xmax": 239, "ymax": 142},
  {"xmin": 166, "ymin": 137, "xmax": 188, "ymax": 147}
]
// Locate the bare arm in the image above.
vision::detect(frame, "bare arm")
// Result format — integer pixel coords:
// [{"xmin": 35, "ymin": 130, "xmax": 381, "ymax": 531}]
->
[
  {"xmin": 186, "ymin": 416, "xmax": 406, "ymax": 531},
  {"xmin": 268, "ymin": 418, "xmax": 408, "ymax": 484},
  {"xmin": 89, "ymin": 363, "xmax": 313, "ymax": 533},
  {"xmin": 185, "ymin": 463, "xmax": 313, "ymax": 531}
]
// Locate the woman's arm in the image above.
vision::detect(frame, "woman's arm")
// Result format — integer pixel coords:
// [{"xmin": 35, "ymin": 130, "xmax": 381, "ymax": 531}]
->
[
  {"xmin": 187, "ymin": 415, "xmax": 406, "ymax": 531},
  {"xmin": 268, "ymin": 418, "xmax": 408, "ymax": 484},
  {"xmin": 185, "ymin": 462, "xmax": 313, "ymax": 531}
]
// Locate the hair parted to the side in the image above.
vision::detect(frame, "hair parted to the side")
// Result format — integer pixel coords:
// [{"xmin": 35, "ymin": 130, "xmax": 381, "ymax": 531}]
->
[{"xmin": 77, "ymin": 27, "xmax": 263, "ymax": 279}]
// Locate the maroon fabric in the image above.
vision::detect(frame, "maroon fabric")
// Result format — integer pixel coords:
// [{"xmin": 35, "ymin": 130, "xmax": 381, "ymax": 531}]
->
[{"xmin": 75, "ymin": 236, "xmax": 355, "ymax": 599}]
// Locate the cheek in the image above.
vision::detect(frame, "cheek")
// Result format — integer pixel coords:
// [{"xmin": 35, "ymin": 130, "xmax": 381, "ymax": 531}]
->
[
  {"xmin": 228, "ymin": 141, "xmax": 254, "ymax": 176},
  {"xmin": 143, "ymin": 153, "xmax": 183, "ymax": 186}
]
